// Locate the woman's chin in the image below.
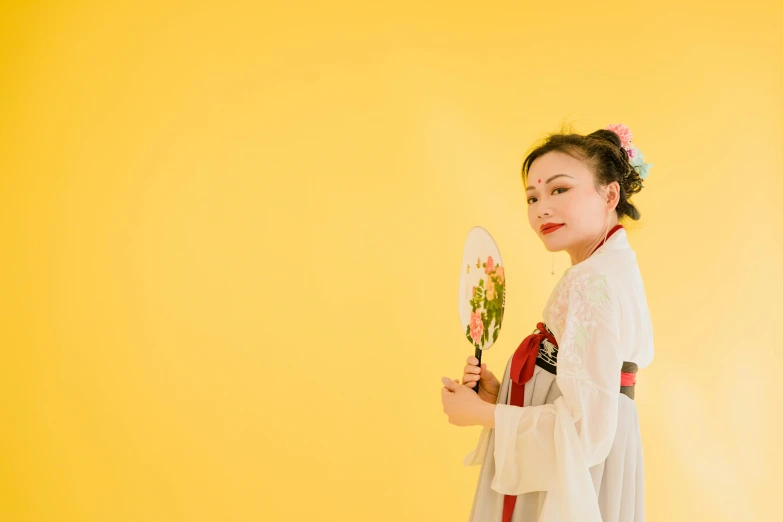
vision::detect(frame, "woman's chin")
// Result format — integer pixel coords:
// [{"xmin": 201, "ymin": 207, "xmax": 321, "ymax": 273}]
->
[{"xmin": 541, "ymin": 237, "xmax": 565, "ymax": 253}]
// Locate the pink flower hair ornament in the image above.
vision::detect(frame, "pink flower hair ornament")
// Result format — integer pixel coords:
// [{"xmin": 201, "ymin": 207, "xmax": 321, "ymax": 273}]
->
[{"xmin": 604, "ymin": 123, "xmax": 654, "ymax": 180}]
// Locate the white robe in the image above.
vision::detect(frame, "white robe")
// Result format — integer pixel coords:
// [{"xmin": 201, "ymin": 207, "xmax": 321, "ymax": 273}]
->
[{"xmin": 463, "ymin": 228, "xmax": 654, "ymax": 522}]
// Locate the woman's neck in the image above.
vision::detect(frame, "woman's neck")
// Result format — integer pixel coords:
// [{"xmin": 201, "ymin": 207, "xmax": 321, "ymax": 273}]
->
[{"xmin": 568, "ymin": 222, "xmax": 623, "ymax": 266}]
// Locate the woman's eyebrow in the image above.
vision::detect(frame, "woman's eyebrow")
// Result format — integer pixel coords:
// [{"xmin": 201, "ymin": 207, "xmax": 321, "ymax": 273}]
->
[{"xmin": 526, "ymin": 173, "xmax": 574, "ymax": 191}]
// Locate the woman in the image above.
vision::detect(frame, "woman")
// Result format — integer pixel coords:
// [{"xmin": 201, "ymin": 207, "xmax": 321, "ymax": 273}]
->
[{"xmin": 440, "ymin": 124, "xmax": 655, "ymax": 522}]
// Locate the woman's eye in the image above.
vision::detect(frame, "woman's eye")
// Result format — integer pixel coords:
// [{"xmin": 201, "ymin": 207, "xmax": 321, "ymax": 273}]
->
[{"xmin": 527, "ymin": 188, "xmax": 567, "ymax": 205}]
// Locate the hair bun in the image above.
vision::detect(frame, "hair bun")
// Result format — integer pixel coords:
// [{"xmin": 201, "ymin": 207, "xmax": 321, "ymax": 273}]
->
[{"xmin": 588, "ymin": 129, "xmax": 623, "ymax": 149}]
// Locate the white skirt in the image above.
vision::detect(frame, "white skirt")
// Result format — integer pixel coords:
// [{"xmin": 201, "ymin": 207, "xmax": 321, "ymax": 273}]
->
[{"xmin": 464, "ymin": 357, "xmax": 645, "ymax": 522}]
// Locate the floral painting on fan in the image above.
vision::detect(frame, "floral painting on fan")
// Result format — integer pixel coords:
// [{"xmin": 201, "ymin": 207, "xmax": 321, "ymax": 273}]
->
[{"xmin": 464, "ymin": 255, "xmax": 505, "ymax": 350}]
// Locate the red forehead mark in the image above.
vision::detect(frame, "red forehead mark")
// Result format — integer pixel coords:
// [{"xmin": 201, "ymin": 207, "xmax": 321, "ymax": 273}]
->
[{"xmin": 537, "ymin": 179, "xmax": 541, "ymax": 183}]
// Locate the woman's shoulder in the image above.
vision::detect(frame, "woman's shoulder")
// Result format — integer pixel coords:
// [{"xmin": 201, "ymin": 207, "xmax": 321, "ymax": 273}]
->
[
  {"xmin": 582, "ymin": 250, "xmax": 654, "ymax": 367},
  {"xmin": 544, "ymin": 262, "xmax": 616, "ymax": 337},
  {"xmin": 556, "ymin": 259, "xmax": 615, "ymax": 299},
  {"xmin": 575, "ymin": 246, "xmax": 641, "ymax": 292},
  {"xmin": 546, "ymin": 246, "xmax": 642, "ymax": 319},
  {"xmin": 550, "ymin": 253, "xmax": 645, "ymax": 333}
]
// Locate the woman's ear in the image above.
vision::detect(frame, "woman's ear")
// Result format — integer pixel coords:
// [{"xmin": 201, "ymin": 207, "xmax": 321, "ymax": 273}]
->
[{"xmin": 607, "ymin": 181, "xmax": 621, "ymax": 210}]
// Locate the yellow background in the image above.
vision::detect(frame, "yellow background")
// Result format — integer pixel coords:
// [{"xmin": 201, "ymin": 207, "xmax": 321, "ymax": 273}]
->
[{"xmin": 2, "ymin": 1, "xmax": 781, "ymax": 521}]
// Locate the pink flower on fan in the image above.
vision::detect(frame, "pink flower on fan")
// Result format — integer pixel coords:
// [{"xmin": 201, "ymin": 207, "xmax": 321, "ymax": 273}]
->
[
  {"xmin": 605, "ymin": 123, "xmax": 633, "ymax": 149},
  {"xmin": 494, "ymin": 265, "xmax": 505, "ymax": 284},
  {"xmin": 485, "ymin": 255, "xmax": 495, "ymax": 274},
  {"xmin": 470, "ymin": 311, "xmax": 484, "ymax": 343}
]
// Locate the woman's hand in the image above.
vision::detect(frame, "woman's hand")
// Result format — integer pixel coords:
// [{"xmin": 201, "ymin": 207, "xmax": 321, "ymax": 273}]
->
[
  {"xmin": 461, "ymin": 356, "xmax": 500, "ymax": 404},
  {"xmin": 440, "ymin": 377, "xmax": 495, "ymax": 428}
]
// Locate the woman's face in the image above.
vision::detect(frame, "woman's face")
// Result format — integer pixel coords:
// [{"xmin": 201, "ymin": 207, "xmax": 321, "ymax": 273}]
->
[{"xmin": 526, "ymin": 151, "xmax": 619, "ymax": 263}]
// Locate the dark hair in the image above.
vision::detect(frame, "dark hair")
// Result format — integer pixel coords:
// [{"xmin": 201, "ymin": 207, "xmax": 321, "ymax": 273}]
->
[{"xmin": 521, "ymin": 124, "xmax": 645, "ymax": 221}]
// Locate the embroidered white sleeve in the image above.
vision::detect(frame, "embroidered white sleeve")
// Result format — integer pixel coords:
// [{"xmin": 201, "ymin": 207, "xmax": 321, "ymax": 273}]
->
[{"xmin": 489, "ymin": 266, "xmax": 622, "ymax": 520}]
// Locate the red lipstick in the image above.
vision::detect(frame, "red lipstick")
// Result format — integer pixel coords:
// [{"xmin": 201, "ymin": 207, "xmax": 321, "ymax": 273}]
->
[{"xmin": 540, "ymin": 223, "xmax": 564, "ymax": 235}]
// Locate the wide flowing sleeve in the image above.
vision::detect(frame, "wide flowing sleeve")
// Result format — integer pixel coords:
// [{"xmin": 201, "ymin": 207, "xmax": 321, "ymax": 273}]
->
[{"xmin": 490, "ymin": 267, "xmax": 622, "ymax": 520}]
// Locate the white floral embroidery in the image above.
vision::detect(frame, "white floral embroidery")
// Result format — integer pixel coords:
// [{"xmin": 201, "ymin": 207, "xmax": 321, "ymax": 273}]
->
[
  {"xmin": 540, "ymin": 338, "xmax": 557, "ymax": 359},
  {"xmin": 545, "ymin": 267, "xmax": 612, "ymax": 391}
]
